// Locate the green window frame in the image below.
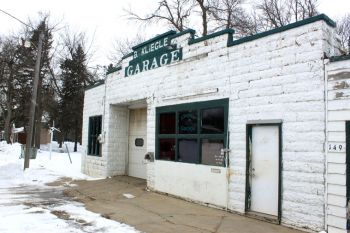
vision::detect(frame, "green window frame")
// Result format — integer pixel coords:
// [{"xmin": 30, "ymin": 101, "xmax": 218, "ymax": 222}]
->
[
  {"xmin": 156, "ymin": 98, "xmax": 229, "ymax": 166},
  {"xmin": 88, "ymin": 115, "xmax": 102, "ymax": 156}
]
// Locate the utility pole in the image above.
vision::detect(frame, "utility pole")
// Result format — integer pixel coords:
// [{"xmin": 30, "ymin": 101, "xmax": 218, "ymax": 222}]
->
[{"xmin": 24, "ymin": 31, "xmax": 44, "ymax": 170}]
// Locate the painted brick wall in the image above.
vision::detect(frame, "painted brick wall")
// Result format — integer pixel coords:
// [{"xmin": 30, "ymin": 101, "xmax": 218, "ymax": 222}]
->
[
  {"xmin": 82, "ymin": 84, "xmax": 107, "ymax": 177},
  {"xmin": 106, "ymin": 105, "xmax": 129, "ymax": 176},
  {"xmin": 326, "ymin": 59, "xmax": 350, "ymax": 233},
  {"xmin": 83, "ymin": 19, "xmax": 340, "ymax": 231}
]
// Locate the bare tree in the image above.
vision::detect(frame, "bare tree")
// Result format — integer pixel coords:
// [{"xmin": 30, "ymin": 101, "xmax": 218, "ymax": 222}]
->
[
  {"xmin": 109, "ymin": 34, "xmax": 145, "ymax": 65},
  {"xmin": 125, "ymin": 0, "xmax": 193, "ymax": 32},
  {"xmin": 291, "ymin": 0, "xmax": 318, "ymax": 21},
  {"xmin": 255, "ymin": 0, "xmax": 318, "ymax": 30},
  {"xmin": 194, "ymin": 0, "xmax": 210, "ymax": 35},
  {"xmin": 209, "ymin": 0, "xmax": 257, "ymax": 37},
  {"xmin": 336, "ymin": 14, "xmax": 350, "ymax": 54}
]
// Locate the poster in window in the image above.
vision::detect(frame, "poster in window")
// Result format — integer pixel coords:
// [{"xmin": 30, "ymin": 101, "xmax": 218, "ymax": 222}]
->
[
  {"xmin": 179, "ymin": 110, "xmax": 197, "ymax": 134},
  {"xmin": 201, "ymin": 139, "xmax": 224, "ymax": 166}
]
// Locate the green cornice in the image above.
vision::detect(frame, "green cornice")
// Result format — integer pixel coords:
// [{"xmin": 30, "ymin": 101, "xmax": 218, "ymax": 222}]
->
[
  {"xmin": 132, "ymin": 30, "xmax": 176, "ymax": 50},
  {"xmin": 169, "ymin": 29, "xmax": 196, "ymax": 40},
  {"xmin": 229, "ymin": 14, "xmax": 336, "ymax": 47},
  {"xmin": 122, "ymin": 52, "xmax": 133, "ymax": 60},
  {"xmin": 188, "ymin": 28, "xmax": 235, "ymax": 45},
  {"xmin": 106, "ymin": 66, "xmax": 122, "ymax": 75},
  {"xmin": 330, "ymin": 54, "xmax": 350, "ymax": 62},
  {"xmin": 85, "ymin": 80, "xmax": 105, "ymax": 91},
  {"xmin": 114, "ymin": 14, "xmax": 335, "ymax": 76}
]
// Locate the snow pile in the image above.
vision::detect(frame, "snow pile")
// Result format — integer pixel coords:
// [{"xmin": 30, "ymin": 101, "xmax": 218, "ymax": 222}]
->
[
  {"xmin": 0, "ymin": 142, "xmax": 88, "ymax": 188},
  {"xmin": 0, "ymin": 142, "xmax": 139, "ymax": 233}
]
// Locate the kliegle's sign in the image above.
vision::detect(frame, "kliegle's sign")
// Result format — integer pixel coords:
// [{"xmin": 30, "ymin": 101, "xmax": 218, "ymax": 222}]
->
[{"xmin": 125, "ymin": 31, "xmax": 183, "ymax": 77}]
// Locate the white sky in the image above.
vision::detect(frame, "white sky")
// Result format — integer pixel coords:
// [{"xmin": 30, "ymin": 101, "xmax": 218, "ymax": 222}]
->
[{"xmin": 0, "ymin": 0, "xmax": 349, "ymax": 66}]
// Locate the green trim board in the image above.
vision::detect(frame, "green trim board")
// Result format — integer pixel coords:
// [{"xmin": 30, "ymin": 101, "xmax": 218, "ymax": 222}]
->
[
  {"xmin": 188, "ymin": 28, "xmax": 235, "ymax": 46},
  {"xmin": 106, "ymin": 66, "xmax": 121, "ymax": 75},
  {"xmin": 169, "ymin": 29, "xmax": 196, "ymax": 40},
  {"xmin": 132, "ymin": 31, "xmax": 176, "ymax": 51},
  {"xmin": 330, "ymin": 54, "xmax": 350, "ymax": 63},
  {"xmin": 155, "ymin": 98, "xmax": 229, "ymax": 166},
  {"xmin": 121, "ymin": 29, "xmax": 195, "ymax": 61},
  {"xmin": 85, "ymin": 80, "xmax": 105, "ymax": 91},
  {"xmin": 346, "ymin": 121, "xmax": 350, "ymax": 198},
  {"xmin": 116, "ymin": 14, "xmax": 334, "ymax": 76},
  {"xmin": 245, "ymin": 123, "xmax": 282, "ymax": 224},
  {"xmin": 347, "ymin": 121, "xmax": 350, "ymax": 230},
  {"xmin": 229, "ymin": 14, "xmax": 335, "ymax": 47}
]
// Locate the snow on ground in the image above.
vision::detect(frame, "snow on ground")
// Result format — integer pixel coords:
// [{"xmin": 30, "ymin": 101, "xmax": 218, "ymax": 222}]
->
[{"xmin": 0, "ymin": 141, "xmax": 139, "ymax": 233}]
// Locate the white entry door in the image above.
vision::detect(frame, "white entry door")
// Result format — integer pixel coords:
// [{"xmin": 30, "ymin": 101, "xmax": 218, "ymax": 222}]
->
[
  {"xmin": 250, "ymin": 125, "xmax": 279, "ymax": 216},
  {"xmin": 128, "ymin": 108, "xmax": 147, "ymax": 179}
]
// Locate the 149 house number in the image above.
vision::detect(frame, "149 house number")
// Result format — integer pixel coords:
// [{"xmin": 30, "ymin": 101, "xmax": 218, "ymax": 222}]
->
[{"xmin": 328, "ymin": 143, "xmax": 346, "ymax": 153}]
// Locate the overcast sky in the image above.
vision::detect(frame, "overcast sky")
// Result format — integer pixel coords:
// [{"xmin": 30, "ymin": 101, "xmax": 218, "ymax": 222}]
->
[{"xmin": 0, "ymin": 0, "xmax": 349, "ymax": 66}]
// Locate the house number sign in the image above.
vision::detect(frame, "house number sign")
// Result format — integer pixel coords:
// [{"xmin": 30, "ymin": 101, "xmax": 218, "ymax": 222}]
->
[{"xmin": 328, "ymin": 143, "xmax": 346, "ymax": 153}]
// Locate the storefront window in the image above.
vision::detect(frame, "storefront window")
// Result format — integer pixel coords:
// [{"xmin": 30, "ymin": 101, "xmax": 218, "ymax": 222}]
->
[{"xmin": 156, "ymin": 99, "xmax": 228, "ymax": 166}]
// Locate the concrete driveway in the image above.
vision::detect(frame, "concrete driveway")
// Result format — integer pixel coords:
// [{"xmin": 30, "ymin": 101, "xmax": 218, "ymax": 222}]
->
[{"xmin": 64, "ymin": 176, "xmax": 304, "ymax": 233}]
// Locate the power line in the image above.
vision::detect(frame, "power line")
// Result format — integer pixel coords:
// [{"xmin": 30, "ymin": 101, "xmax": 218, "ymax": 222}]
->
[{"xmin": 0, "ymin": 8, "xmax": 33, "ymax": 29}]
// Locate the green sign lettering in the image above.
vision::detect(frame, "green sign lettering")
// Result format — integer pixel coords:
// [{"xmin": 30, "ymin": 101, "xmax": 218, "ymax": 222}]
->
[{"xmin": 125, "ymin": 31, "xmax": 183, "ymax": 77}]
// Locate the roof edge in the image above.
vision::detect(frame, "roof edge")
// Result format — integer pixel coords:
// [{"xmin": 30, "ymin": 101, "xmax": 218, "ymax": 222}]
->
[
  {"xmin": 229, "ymin": 14, "xmax": 336, "ymax": 47},
  {"xmin": 85, "ymin": 80, "xmax": 105, "ymax": 91},
  {"xmin": 330, "ymin": 54, "xmax": 350, "ymax": 62}
]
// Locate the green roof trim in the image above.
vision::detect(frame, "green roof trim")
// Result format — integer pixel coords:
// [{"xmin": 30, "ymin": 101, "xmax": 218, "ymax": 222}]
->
[
  {"xmin": 122, "ymin": 52, "xmax": 133, "ymax": 60},
  {"xmin": 106, "ymin": 66, "xmax": 122, "ymax": 75},
  {"xmin": 188, "ymin": 28, "xmax": 235, "ymax": 45},
  {"xmin": 229, "ymin": 14, "xmax": 336, "ymax": 47},
  {"xmin": 85, "ymin": 80, "xmax": 105, "ymax": 91},
  {"xmin": 132, "ymin": 30, "xmax": 176, "ymax": 50},
  {"xmin": 169, "ymin": 29, "xmax": 196, "ymax": 40},
  {"xmin": 330, "ymin": 54, "xmax": 350, "ymax": 62}
]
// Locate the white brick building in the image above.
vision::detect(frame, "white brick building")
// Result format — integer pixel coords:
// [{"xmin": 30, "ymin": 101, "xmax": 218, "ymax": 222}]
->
[{"xmin": 82, "ymin": 14, "xmax": 350, "ymax": 232}]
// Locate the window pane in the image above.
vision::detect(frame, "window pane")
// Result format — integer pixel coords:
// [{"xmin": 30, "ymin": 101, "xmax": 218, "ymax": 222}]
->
[
  {"xmin": 201, "ymin": 139, "xmax": 224, "ymax": 166},
  {"xmin": 88, "ymin": 115, "xmax": 102, "ymax": 156},
  {"xmin": 159, "ymin": 113, "xmax": 175, "ymax": 134},
  {"xmin": 179, "ymin": 110, "xmax": 197, "ymax": 134},
  {"xmin": 178, "ymin": 139, "xmax": 198, "ymax": 163},
  {"xmin": 201, "ymin": 108, "xmax": 224, "ymax": 134},
  {"xmin": 159, "ymin": 139, "xmax": 175, "ymax": 161}
]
